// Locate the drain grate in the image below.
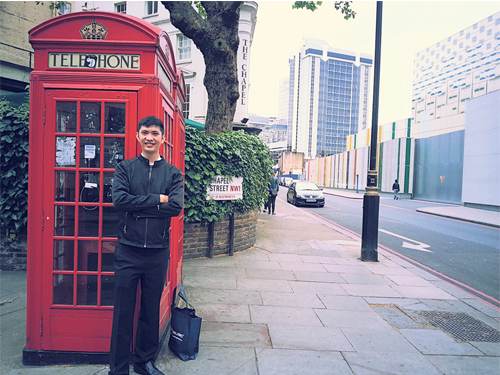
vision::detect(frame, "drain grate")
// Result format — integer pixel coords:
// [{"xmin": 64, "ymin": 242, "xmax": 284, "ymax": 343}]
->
[{"xmin": 415, "ymin": 311, "xmax": 500, "ymax": 342}]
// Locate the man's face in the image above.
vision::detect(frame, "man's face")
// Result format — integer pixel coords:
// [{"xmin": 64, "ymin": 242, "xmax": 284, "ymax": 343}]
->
[{"xmin": 136, "ymin": 125, "xmax": 165, "ymax": 154}]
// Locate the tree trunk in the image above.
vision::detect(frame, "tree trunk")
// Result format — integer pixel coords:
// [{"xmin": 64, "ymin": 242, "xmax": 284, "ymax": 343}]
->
[{"xmin": 161, "ymin": 1, "xmax": 242, "ymax": 136}]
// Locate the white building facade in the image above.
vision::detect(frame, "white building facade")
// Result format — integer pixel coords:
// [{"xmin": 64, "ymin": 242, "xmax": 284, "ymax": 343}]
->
[
  {"xmin": 74, "ymin": 1, "xmax": 258, "ymax": 124},
  {"xmin": 411, "ymin": 11, "xmax": 500, "ymax": 138},
  {"xmin": 286, "ymin": 38, "xmax": 372, "ymax": 159}
]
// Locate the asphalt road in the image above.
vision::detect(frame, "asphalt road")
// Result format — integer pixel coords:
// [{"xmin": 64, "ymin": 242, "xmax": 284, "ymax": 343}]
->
[{"xmin": 278, "ymin": 189, "xmax": 500, "ymax": 306}]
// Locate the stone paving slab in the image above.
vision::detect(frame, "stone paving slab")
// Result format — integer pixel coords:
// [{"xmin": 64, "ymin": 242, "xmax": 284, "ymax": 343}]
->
[
  {"xmin": 200, "ymin": 322, "xmax": 271, "ymax": 348},
  {"xmin": 341, "ymin": 327, "xmax": 420, "ymax": 354},
  {"xmin": 267, "ymin": 324, "xmax": 355, "ymax": 351},
  {"xmin": 399, "ymin": 329, "xmax": 484, "ymax": 355},
  {"xmin": 427, "ymin": 355, "xmax": 500, "ymax": 374},
  {"xmin": 343, "ymin": 352, "xmax": 443, "ymax": 375},
  {"xmin": 196, "ymin": 303, "xmax": 251, "ymax": 323},
  {"xmin": 260, "ymin": 291, "xmax": 325, "ymax": 308},
  {"xmin": 237, "ymin": 278, "xmax": 293, "ymax": 293},
  {"xmin": 249, "ymin": 305, "xmax": 323, "ymax": 326},
  {"xmin": 292, "ymin": 271, "xmax": 346, "ymax": 283},
  {"xmin": 315, "ymin": 309, "xmax": 392, "ymax": 330},
  {"xmin": 289, "ymin": 280, "xmax": 349, "ymax": 295},
  {"xmin": 256, "ymin": 349, "xmax": 353, "ymax": 375},
  {"xmin": 244, "ymin": 268, "xmax": 296, "ymax": 280}
]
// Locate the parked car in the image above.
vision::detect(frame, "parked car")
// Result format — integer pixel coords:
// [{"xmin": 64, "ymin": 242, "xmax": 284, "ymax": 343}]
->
[{"xmin": 287, "ymin": 180, "xmax": 325, "ymax": 207}]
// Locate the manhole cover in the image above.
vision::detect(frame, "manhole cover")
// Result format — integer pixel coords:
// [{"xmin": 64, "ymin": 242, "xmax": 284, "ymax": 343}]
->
[{"xmin": 416, "ymin": 311, "xmax": 500, "ymax": 342}]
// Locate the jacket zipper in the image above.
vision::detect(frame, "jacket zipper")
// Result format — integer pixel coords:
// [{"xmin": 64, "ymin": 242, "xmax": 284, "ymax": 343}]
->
[{"xmin": 144, "ymin": 164, "xmax": 153, "ymax": 247}]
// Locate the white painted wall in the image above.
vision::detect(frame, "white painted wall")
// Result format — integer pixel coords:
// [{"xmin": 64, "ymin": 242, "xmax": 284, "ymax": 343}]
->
[{"xmin": 462, "ymin": 90, "xmax": 500, "ymax": 207}]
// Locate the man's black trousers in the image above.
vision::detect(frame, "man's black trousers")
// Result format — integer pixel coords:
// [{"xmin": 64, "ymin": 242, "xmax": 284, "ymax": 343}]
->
[{"xmin": 109, "ymin": 243, "xmax": 169, "ymax": 375}]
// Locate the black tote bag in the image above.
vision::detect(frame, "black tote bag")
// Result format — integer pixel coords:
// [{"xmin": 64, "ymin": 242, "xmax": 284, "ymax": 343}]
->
[{"xmin": 168, "ymin": 286, "xmax": 202, "ymax": 361}]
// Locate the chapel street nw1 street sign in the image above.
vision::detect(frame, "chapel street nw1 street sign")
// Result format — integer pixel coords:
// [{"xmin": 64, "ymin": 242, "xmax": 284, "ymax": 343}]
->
[{"xmin": 206, "ymin": 176, "xmax": 243, "ymax": 200}]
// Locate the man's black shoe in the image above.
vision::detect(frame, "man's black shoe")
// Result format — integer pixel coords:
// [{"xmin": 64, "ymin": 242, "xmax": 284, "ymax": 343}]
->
[{"xmin": 133, "ymin": 361, "xmax": 165, "ymax": 375}]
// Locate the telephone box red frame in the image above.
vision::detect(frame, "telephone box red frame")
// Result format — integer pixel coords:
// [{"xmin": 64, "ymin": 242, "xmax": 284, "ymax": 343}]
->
[{"xmin": 24, "ymin": 11, "xmax": 185, "ymax": 364}]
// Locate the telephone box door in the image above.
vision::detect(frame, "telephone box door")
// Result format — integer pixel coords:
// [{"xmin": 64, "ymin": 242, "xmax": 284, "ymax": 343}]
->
[{"xmin": 42, "ymin": 89, "xmax": 137, "ymax": 351}]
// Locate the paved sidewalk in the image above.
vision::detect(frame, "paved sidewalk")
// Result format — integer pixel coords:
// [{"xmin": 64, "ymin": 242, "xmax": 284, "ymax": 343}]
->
[
  {"xmin": 322, "ymin": 187, "xmax": 500, "ymax": 228},
  {"xmin": 1, "ymin": 197, "xmax": 499, "ymax": 374}
]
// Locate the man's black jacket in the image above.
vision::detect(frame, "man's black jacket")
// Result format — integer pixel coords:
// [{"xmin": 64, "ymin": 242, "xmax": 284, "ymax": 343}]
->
[{"xmin": 112, "ymin": 155, "xmax": 184, "ymax": 249}]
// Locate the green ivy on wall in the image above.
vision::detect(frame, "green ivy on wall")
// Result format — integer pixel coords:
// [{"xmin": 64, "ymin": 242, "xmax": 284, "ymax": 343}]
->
[
  {"xmin": 0, "ymin": 99, "xmax": 273, "ymax": 237},
  {"xmin": 0, "ymin": 100, "xmax": 30, "ymax": 237},
  {"xmin": 184, "ymin": 126, "xmax": 273, "ymax": 223}
]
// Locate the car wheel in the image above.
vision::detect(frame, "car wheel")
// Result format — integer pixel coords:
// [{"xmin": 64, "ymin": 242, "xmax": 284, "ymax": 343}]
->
[{"xmin": 293, "ymin": 197, "xmax": 298, "ymax": 206}]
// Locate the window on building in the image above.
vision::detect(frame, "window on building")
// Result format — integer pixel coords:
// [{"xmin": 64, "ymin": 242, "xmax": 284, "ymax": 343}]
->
[
  {"xmin": 58, "ymin": 2, "xmax": 72, "ymax": 14},
  {"xmin": 146, "ymin": 1, "xmax": 158, "ymax": 15},
  {"xmin": 472, "ymin": 36, "xmax": 477, "ymax": 43},
  {"xmin": 480, "ymin": 26, "xmax": 485, "ymax": 33},
  {"xmin": 115, "ymin": 2, "xmax": 126, "ymax": 13},
  {"xmin": 177, "ymin": 34, "xmax": 191, "ymax": 60},
  {"xmin": 488, "ymin": 29, "xmax": 492, "ymax": 36},
  {"xmin": 466, "ymin": 33, "xmax": 470, "ymax": 39},
  {"xmin": 183, "ymin": 84, "xmax": 190, "ymax": 119}
]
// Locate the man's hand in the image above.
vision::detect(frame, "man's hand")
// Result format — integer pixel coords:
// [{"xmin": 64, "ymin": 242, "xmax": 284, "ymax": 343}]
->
[{"xmin": 160, "ymin": 194, "xmax": 169, "ymax": 203}]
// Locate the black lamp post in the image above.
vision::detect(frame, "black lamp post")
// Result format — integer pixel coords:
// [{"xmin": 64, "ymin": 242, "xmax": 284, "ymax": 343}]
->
[{"xmin": 361, "ymin": 1, "xmax": 383, "ymax": 262}]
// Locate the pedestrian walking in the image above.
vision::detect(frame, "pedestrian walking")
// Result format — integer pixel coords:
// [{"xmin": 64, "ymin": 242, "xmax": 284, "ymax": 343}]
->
[
  {"xmin": 267, "ymin": 174, "xmax": 279, "ymax": 215},
  {"xmin": 392, "ymin": 179, "xmax": 400, "ymax": 200},
  {"xmin": 109, "ymin": 116, "xmax": 184, "ymax": 375}
]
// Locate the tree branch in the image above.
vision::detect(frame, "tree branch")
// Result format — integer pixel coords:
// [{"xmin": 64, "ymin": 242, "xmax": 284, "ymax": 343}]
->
[{"xmin": 161, "ymin": 1, "xmax": 211, "ymax": 52}]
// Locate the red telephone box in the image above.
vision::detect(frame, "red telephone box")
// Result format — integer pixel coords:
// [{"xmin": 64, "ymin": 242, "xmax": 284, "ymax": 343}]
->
[{"xmin": 24, "ymin": 11, "xmax": 185, "ymax": 364}]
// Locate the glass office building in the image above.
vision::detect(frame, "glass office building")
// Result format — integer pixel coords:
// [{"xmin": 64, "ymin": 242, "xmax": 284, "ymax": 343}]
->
[{"xmin": 286, "ymin": 39, "xmax": 372, "ymax": 159}]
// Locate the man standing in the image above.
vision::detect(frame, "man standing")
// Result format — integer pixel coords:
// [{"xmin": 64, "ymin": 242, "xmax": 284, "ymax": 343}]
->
[
  {"xmin": 267, "ymin": 174, "xmax": 279, "ymax": 215},
  {"xmin": 110, "ymin": 116, "xmax": 184, "ymax": 375}
]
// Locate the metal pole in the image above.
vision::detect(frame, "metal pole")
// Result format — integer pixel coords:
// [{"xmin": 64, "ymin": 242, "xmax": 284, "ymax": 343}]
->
[
  {"xmin": 229, "ymin": 213, "xmax": 235, "ymax": 256},
  {"xmin": 361, "ymin": 1, "xmax": 383, "ymax": 262},
  {"xmin": 208, "ymin": 221, "xmax": 214, "ymax": 258}
]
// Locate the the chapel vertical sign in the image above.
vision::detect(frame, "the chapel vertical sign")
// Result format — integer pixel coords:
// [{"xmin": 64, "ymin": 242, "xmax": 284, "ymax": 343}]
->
[
  {"xmin": 234, "ymin": 34, "xmax": 250, "ymax": 122},
  {"xmin": 240, "ymin": 38, "xmax": 248, "ymax": 108}
]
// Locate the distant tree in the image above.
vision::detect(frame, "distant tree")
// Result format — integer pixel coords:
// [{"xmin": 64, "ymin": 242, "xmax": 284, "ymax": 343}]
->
[
  {"xmin": 161, "ymin": 1, "xmax": 355, "ymax": 136},
  {"xmin": 292, "ymin": 1, "xmax": 356, "ymax": 19}
]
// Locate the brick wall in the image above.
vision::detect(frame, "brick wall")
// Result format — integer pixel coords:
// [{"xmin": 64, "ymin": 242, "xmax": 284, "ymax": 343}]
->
[
  {"xmin": 0, "ymin": 237, "xmax": 27, "ymax": 271},
  {"xmin": 0, "ymin": 2, "xmax": 56, "ymax": 68},
  {"xmin": 183, "ymin": 209, "xmax": 258, "ymax": 259}
]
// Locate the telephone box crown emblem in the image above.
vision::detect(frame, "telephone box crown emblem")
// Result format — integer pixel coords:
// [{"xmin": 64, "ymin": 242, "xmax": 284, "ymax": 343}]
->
[{"xmin": 80, "ymin": 19, "xmax": 108, "ymax": 40}]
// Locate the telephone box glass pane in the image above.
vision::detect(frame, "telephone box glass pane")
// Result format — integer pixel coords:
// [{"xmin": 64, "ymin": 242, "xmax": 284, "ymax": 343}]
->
[
  {"xmin": 105, "ymin": 103, "xmax": 126, "ymax": 134},
  {"xmin": 77, "ymin": 275, "xmax": 97, "ymax": 306},
  {"xmin": 104, "ymin": 137, "xmax": 125, "ymax": 167},
  {"xmin": 53, "ymin": 274, "xmax": 73, "ymax": 305},
  {"xmin": 78, "ymin": 240, "xmax": 98, "ymax": 271},
  {"xmin": 55, "ymin": 171, "xmax": 76, "ymax": 202},
  {"xmin": 80, "ymin": 137, "xmax": 101, "ymax": 168},
  {"xmin": 102, "ymin": 206, "xmax": 118, "ymax": 238},
  {"xmin": 56, "ymin": 136, "xmax": 77, "ymax": 167},
  {"xmin": 101, "ymin": 275, "xmax": 115, "ymax": 306},
  {"xmin": 56, "ymin": 101, "xmax": 77, "ymax": 133},
  {"xmin": 79, "ymin": 171, "xmax": 100, "ymax": 203},
  {"xmin": 80, "ymin": 102, "xmax": 101, "ymax": 133},
  {"xmin": 78, "ymin": 206, "xmax": 100, "ymax": 238},
  {"xmin": 54, "ymin": 205, "xmax": 75, "ymax": 236},
  {"xmin": 103, "ymin": 172, "xmax": 114, "ymax": 203},
  {"xmin": 53, "ymin": 240, "xmax": 74, "ymax": 270},
  {"xmin": 102, "ymin": 241, "xmax": 116, "ymax": 271}
]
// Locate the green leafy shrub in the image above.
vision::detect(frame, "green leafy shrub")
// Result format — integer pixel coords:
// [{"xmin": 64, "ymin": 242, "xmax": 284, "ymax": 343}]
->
[
  {"xmin": 0, "ymin": 100, "xmax": 30, "ymax": 237},
  {"xmin": 184, "ymin": 127, "xmax": 273, "ymax": 223}
]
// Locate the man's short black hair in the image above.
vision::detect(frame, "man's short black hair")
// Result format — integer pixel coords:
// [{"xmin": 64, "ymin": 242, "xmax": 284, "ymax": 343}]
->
[{"xmin": 137, "ymin": 116, "xmax": 164, "ymax": 135}]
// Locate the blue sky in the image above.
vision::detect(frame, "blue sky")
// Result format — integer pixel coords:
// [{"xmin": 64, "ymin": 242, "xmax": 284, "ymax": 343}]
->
[{"xmin": 248, "ymin": 1, "xmax": 500, "ymax": 125}]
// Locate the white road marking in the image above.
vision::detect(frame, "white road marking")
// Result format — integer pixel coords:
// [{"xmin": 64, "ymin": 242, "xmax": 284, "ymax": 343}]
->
[{"xmin": 379, "ymin": 229, "xmax": 433, "ymax": 252}]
